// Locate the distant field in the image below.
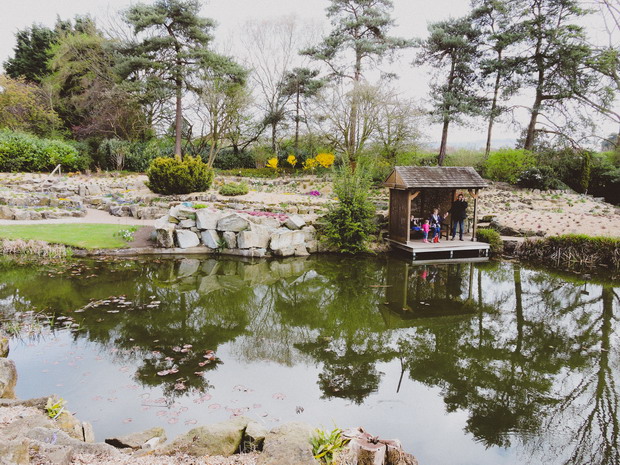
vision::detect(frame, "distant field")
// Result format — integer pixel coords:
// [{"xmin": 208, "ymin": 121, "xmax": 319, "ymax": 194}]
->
[{"xmin": 0, "ymin": 224, "xmax": 139, "ymax": 249}]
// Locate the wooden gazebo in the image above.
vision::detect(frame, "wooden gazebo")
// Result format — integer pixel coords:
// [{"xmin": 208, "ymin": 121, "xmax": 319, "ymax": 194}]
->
[{"xmin": 383, "ymin": 166, "xmax": 489, "ymax": 261}]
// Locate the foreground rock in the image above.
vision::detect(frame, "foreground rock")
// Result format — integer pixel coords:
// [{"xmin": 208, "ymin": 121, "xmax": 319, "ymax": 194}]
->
[
  {"xmin": 161, "ymin": 417, "xmax": 248, "ymax": 457},
  {"xmin": 106, "ymin": 427, "xmax": 166, "ymax": 450},
  {"xmin": 0, "ymin": 359, "xmax": 17, "ymax": 399},
  {"xmin": 258, "ymin": 423, "xmax": 316, "ymax": 465}
]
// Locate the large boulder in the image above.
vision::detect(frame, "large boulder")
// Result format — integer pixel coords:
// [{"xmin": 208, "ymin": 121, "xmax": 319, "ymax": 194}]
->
[
  {"xmin": 154, "ymin": 217, "xmax": 175, "ymax": 248},
  {"xmin": 258, "ymin": 422, "xmax": 315, "ymax": 465},
  {"xmin": 238, "ymin": 224, "xmax": 271, "ymax": 249},
  {"xmin": 0, "ymin": 331, "xmax": 8, "ymax": 357},
  {"xmin": 0, "ymin": 206, "xmax": 14, "ymax": 220},
  {"xmin": 223, "ymin": 231, "xmax": 237, "ymax": 249},
  {"xmin": 0, "ymin": 358, "xmax": 17, "ymax": 399},
  {"xmin": 269, "ymin": 229, "xmax": 305, "ymax": 252},
  {"xmin": 284, "ymin": 215, "xmax": 306, "ymax": 230},
  {"xmin": 25, "ymin": 427, "xmax": 120, "ymax": 456},
  {"xmin": 201, "ymin": 230, "xmax": 220, "ymax": 249},
  {"xmin": 169, "ymin": 205, "xmax": 196, "ymax": 221},
  {"xmin": 161, "ymin": 417, "xmax": 248, "ymax": 457},
  {"xmin": 0, "ymin": 439, "xmax": 29, "ymax": 465},
  {"xmin": 105, "ymin": 427, "xmax": 166, "ymax": 450},
  {"xmin": 175, "ymin": 230, "xmax": 200, "ymax": 249},
  {"xmin": 196, "ymin": 209, "xmax": 223, "ymax": 230},
  {"xmin": 217, "ymin": 214, "xmax": 250, "ymax": 232}
]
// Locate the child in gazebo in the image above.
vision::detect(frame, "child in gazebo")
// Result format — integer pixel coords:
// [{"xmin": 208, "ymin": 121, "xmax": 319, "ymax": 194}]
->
[
  {"xmin": 429, "ymin": 208, "xmax": 443, "ymax": 243},
  {"xmin": 421, "ymin": 219, "xmax": 431, "ymax": 243}
]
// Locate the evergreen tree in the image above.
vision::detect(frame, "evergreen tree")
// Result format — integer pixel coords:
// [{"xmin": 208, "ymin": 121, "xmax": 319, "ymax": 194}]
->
[
  {"xmin": 302, "ymin": 0, "xmax": 411, "ymax": 161},
  {"xmin": 280, "ymin": 68, "xmax": 325, "ymax": 152},
  {"xmin": 121, "ymin": 0, "xmax": 241, "ymax": 156},
  {"xmin": 3, "ymin": 25, "xmax": 57, "ymax": 83},
  {"xmin": 416, "ymin": 18, "xmax": 484, "ymax": 165}
]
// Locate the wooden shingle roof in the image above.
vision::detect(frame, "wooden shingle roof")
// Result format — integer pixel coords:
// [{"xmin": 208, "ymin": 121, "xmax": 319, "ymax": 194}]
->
[{"xmin": 383, "ymin": 166, "xmax": 488, "ymax": 189}]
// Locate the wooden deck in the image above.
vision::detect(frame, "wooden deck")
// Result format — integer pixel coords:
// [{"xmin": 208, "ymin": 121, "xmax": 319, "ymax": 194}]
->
[{"xmin": 388, "ymin": 238, "xmax": 490, "ymax": 263}]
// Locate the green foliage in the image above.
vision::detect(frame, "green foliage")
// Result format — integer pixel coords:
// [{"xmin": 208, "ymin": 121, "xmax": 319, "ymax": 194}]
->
[
  {"xmin": 517, "ymin": 166, "xmax": 567, "ymax": 190},
  {"xmin": 45, "ymin": 396, "xmax": 66, "ymax": 419},
  {"xmin": 444, "ymin": 149, "xmax": 486, "ymax": 169},
  {"xmin": 476, "ymin": 228, "xmax": 503, "ymax": 254},
  {"xmin": 113, "ymin": 227, "xmax": 138, "ymax": 242},
  {"xmin": 322, "ymin": 162, "xmax": 376, "ymax": 254},
  {"xmin": 580, "ymin": 151, "xmax": 591, "ymax": 193},
  {"xmin": 0, "ymin": 130, "xmax": 86, "ymax": 172},
  {"xmin": 146, "ymin": 155, "xmax": 214, "ymax": 195},
  {"xmin": 212, "ymin": 149, "xmax": 255, "ymax": 170},
  {"xmin": 219, "ymin": 182, "xmax": 249, "ymax": 196},
  {"xmin": 395, "ymin": 149, "xmax": 437, "ymax": 167},
  {"xmin": 3, "ymin": 24, "xmax": 57, "ymax": 83},
  {"xmin": 518, "ymin": 234, "xmax": 620, "ymax": 271},
  {"xmin": 310, "ymin": 428, "xmax": 350, "ymax": 465},
  {"xmin": 483, "ymin": 148, "xmax": 535, "ymax": 183}
]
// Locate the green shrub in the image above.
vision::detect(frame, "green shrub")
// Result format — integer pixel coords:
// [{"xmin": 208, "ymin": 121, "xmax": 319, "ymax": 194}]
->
[
  {"xmin": 146, "ymin": 155, "xmax": 214, "ymax": 195},
  {"xmin": 517, "ymin": 166, "xmax": 567, "ymax": 190},
  {"xmin": 311, "ymin": 428, "xmax": 350, "ymax": 465},
  {"xmin": 476, "ymin": 228, "xmax": 503, "ymax": 254},
  {"xmin": 322, "ymin": 161, "xmax": 376, "ymax": 254},
  {"xmin": 212, "ymin": 149, "xmax": 255, "ymax": 170},
  {"xmin": 483, "ymin": 148, "xmax": 535, "ymax": 183},
  {"xmin": 0, "ymin": 130, "xmax": 86, "ymax": 172},
  {"xmin": 219, "ymin": 182, "xmax": 249, "ymax": 196},
  {"xmin": 444, "ymin": 149, "xmax": 486, "ymax": 168}
]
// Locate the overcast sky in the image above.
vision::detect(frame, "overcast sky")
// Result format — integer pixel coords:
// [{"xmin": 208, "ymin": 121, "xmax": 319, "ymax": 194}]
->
[{"xmin": 0, "ymin": 0, "xmax": 617, "ymax": 147}]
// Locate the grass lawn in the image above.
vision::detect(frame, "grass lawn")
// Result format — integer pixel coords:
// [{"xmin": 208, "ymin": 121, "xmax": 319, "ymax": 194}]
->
[{"xmin": 0, "ymin": 224, "xmax": 140, "ymax": 249}]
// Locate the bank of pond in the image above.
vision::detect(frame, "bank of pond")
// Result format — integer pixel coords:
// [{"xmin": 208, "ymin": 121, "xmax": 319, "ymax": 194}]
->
[{"xmin": 0, "ymin": 255, "xmax": 618, "ymax": 465}]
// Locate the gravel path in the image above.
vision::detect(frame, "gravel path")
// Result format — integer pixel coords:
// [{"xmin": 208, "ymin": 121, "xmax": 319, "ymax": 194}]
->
[{"xmin": 0, "ymin": 209, "xmax": 158, "ymax": 226}]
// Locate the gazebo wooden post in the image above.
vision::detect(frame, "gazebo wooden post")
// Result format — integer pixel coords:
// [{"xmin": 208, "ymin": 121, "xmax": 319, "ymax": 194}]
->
[{"xmin": 470, "ymin": 188, "xmax": 479, "ymax": 241}]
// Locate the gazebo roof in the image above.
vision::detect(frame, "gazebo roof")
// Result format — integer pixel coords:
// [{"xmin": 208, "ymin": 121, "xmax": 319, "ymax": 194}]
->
[{"xmin": 383, "ymin": 166, "xmax": 488, "ymax": 189}]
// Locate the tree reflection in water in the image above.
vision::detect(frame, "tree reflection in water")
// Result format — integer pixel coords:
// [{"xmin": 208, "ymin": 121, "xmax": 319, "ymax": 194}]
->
[{"xmin": 0, "ymin": 256, "xmax": 618, "ymax": 463}]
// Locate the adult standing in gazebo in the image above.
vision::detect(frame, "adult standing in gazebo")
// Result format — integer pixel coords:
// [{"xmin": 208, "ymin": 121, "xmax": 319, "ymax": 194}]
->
[{"xmin": 447, "ymin": 193, "xmax": 468, "ymax": 241}]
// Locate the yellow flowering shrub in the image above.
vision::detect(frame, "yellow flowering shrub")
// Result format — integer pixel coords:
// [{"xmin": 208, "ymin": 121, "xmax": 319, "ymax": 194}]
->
[
  {"xmin": 287, "ymin": 154, "xmax": 297, "ymax": 167},
  {"xmin": 315, "ymin": 153, "xmax": 335, "ymax": 168},
  {"xmin": 266, "ymin": 157, "xmax": 278, "ymax": 170},
  {"xmin": 303, "ymin": 158, "xmax": 318, "ymax": 170}
]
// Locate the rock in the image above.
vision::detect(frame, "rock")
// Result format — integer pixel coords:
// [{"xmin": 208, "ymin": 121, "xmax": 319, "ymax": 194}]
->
[
  {"xmin": 294, "ymin": 245, "xmax": 310, "ymax": 257},
  {"xmin": 306, "ymin": 240, "xmax": 318, "ymax": 254},
  {"xmin": 55, "ymin": 411, "xmax": 86, "ymax": 440},
  {"xmin": 255, "ymin": 217, "xmax": 281, "ymax": 229},
  {"xmin": 217, "ymin": 213, "xmax": 250, "ymax": 232},
  {"xmin": 162, "ymin": 417, "xmax": 247, "ymax": 457},
  {"xmin": 238, "ymin": 224, "xmax": 270, "ymax": 249},
  {"xmin": 179, "ymin": 219, "xmax": 196, "ymax": 229},
  {"xmin": 170, "ymin": 206, "xmax": 196, "ymax": 220},
  {"xmin": 269, "ymin": 229, "xmax": 305, "ymax": 252},
  {"xmin": 0, "ymin": 439, "xmax": 29, "ymax": 465},
  {"xmin": 0, "ymin": 206, "xmax": 14, "ymax": 219},
  {"xmin": 129, "ymin": 205, "xmax": 139, "ymax": 218},
  {"xmin": 1, "ymin": 413, "xmax": 53, "ymax": 440},
  {"xmin": 284, "ymin": 215, "xmax": 306, "ymax": 230},
  {"xmin": 154, "ymin": 217, "xmax": 175, "ymax": 248},
  {"xmin": 223, "ymin": 231, "xmax": 237, "ymax": 249},
  {"xmin": 0, "ymin": 331, "xmax": 8, "ymax": 357},
  {"xmin": 201, "ymin": 230, "xmax": 220, "ymax": 249},
  {"xmin": 106, "ymin": 427, "xmax": 166, "ymax": 450},
  {"xmin": 0, "ymin": 359, "xmax": 17, "ymax": 398},
  {"xmin": 300, "ymin": 225, "xmax": 316, "ymax": 242},
  {"xmin": 242, "ymin": 421, "xmax": 268, "ymax": 452},
  {"xmin": 274, "ymin": 246, "xmax": 296, "ymax": 257},
  {"xmin": 25, "ymin": 427, "xmax": 120, "ymax": 456},
  {"xmin": 30, "ymin": 444, "xmax": 74, "ymax": 465},
  {"xmin": 82, "ymin": 422, "xmax": 95, "ymax": 443},
  {"xmin": 258, "ymin": 422, "xmax": 315, "ymax": 465},
  {"xmin": 142, "ymin": 436, "xmax": 165, "ymax": 451},
  {"xmin": 12, "ymin": 210, "xmax": 31, "ymax": 221},
  {"xmin": 29, "ymin": 211, "xmax": 42, "ymax": 220},
  {"xmin": 196, "ymin": 209, "xmax": 222, "ymax": 230},
  {"xmin": 175, "ymin": 230, "xmax": 200, "ymax": 249},
  {"xmin": 87, "ymin": 184, "xmax": 102, "ymax": 196},
  {"xmin": 286, "ymin": 206, "xmax": 299, "ymax": 214}
]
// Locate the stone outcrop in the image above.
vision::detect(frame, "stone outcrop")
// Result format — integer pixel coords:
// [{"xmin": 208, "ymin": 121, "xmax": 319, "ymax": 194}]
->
[
  {"xmin": 258, "ymin": 422, "xmax": 316, "ymax": 465},
  {"xmin": 160, "ymin": 416, "xmax": 248, "ymax": 457},
  {"xmin": 0, "ymin": 359, "xmax": 17, "ymax": 399},
  {"xmin": 153, "ymin": 206, "xmax": 319, "ymax": 257},
  {"xmin": 105, "ymin": 427, "xmax": 166, "ymax": 450}
]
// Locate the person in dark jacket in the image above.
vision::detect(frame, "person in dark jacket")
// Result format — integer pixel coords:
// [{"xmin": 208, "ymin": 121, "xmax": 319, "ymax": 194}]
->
[{"xmin": 447, "ymin": 193, "xmax": 468, "ymax": 240}]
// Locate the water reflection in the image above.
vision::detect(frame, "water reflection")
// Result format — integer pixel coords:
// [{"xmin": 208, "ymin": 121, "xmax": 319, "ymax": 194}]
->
[{"xmin": 0, "ymin": 256, "xmax": 618, "ymax": 464}]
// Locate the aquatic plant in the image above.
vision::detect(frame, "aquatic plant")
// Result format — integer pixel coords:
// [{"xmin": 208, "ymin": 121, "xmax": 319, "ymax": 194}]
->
[
  {"xmin": 311, "ymin": 427, "xmax": 350, "ymax": 464},
  {"xmin": 45, "ymin": 396, "xmax": 66, "ymax": 419}
]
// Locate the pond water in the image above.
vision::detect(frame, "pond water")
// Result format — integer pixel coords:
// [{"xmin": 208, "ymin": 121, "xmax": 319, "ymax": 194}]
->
[{"xmin": 1, "ymin": 255, "xmax": 619, "ymax": 465}]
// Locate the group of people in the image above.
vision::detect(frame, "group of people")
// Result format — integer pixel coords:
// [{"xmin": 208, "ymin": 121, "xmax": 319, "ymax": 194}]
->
[{"xmin": 410, "ymin": 193, "xmax": 469, "ymax": 243}]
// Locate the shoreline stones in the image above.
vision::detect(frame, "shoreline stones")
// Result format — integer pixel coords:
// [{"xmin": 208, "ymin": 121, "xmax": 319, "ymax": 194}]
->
[{"xmin": 155, "ymin": 207, "xmax": 319, "ymax": 258}]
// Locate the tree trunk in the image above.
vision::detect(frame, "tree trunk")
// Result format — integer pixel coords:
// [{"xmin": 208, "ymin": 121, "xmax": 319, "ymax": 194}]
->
[
  {"xmin": 294, "ymin": 89, "xmax": 300, "ymax": 153},
  {"xmin": 524, "ymin": 92, "xmax": 542, "ymax": 151},
  {"xmin": 271, "ymin": 122, "xmax": 277, "ymax": 153},
  {"xmin": 349, "ymin": 55, "xmax": 363, "ymax": 164},
  {"xmin": 175, "ymin": 76, "xmax": 183, "ymax": 157},
  {"xmin": 485, "ymin": 59, "xmax": 502, "ymax": 158},
  {"xmin": 438, "ymin": 117, "xmax": 450, "ymax": 166}
]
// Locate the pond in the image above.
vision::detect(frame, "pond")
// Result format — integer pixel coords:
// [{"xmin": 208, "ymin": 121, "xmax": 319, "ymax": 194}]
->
[{"xmin": 1, "ymin": 255, "xmax": 618, "ymax": 465}]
